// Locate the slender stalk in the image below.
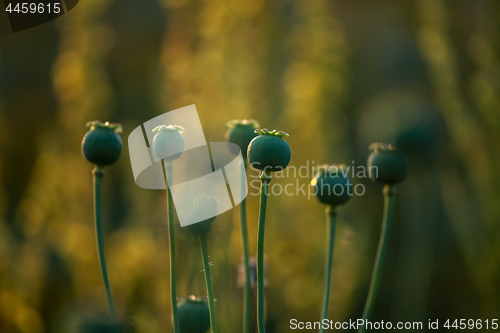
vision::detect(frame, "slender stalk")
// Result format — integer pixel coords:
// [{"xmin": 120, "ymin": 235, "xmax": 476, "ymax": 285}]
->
[
  {"xmin": 92, "ymin": 166, "xmax": 117, "ymax": 324},
  {"xmin": 359, "ymin": 184, "xmax": 396, "ymax": 333},
  {"xmin": 162, "ymin": 160, "xmax": 180, "ymax": 333},
  {"xmin": 319, "ymin": 206, "xmax": 337, "ymax": 333},
  {"xmin": 240, "ymin": 158, "xmax": 251, "ymax": 333},
  {"xmin": 199, "ymin": 233, "xmax": 218, "ymax": 333},
  {"xmin": 257, "ymin": 170, "xmax": 271, "ymax": 333}
]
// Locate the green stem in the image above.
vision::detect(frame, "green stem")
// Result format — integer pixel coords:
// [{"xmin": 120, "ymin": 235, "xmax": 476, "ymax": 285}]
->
[
  {"xmin": 257, "ymin": 170, "xmax": 271, "ymax": 333},
  {"xmin": 92, "ymin": 166, "xmax": 117, "ymax": 324},
  {"xmin": 359, "ymin": 184, "xmax": 396, "ymax": 333},
  {"xmin": 199, "ymin": 232, "xmax": 218, "ymax": 333},
  {"xmin": 240, "ymin": 158, "xmax": 251, "ymax": 333},
  {"xmin": 319, "ymin": 206, "xmax": 337, "ymax": 333},
  {"xmin": 162, "ymin": 160, "xmax": 180, "ymax": 333}
]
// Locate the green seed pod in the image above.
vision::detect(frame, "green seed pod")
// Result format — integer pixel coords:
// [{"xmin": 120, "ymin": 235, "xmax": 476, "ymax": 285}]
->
[
  {"xmin": 367, "ymin": 143, "xmax": 409, "ymax": 184},
  {"xmin": 225, "ymin": 119, "xmax": 260, "ymax": 159},
  {"xmin": 177, "ymin": 296, "xmax": 211, "ymax": 333},
  {"xmin": 247, "ymin": 129, "xmax": 291, "ymax": 172},
  {"xmin": 82, "ymin": 121, "xmax": 123, "ymax": 167},
  {"xmin": 79, "ymin": 320, "xmax": 135, "ymax": 333},
  {"xmin": 152, "ymin": 125, "xmax": 185, "ymax": 161},
  {"xmin": 311, "ymin": 164, "xmax": 352, "ymax": 206},
  {"xmin": 187, "ymin": 195, "xmax": 219, "ymax": 235}
]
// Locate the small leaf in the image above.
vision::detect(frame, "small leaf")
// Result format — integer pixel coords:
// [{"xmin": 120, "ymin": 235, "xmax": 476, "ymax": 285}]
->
[
  {"xmin": 86, "ymin": 120, "xmax": 123, "ymax": 133},
  {"xmin": 254, "ymin": 128, "xmax": 290, "ymax": 137},
  {"xmin": 153, "ymin": 124, "xmax": 185, "ymax": 133}
]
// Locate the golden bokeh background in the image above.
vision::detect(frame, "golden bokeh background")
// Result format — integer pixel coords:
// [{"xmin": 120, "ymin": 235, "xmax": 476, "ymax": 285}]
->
[{"xmin": 0, "ymin": 0, "xmax": 499, "ymax": 332}]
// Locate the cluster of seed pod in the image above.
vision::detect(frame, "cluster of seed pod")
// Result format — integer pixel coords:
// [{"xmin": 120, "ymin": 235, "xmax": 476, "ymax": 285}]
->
[{"xmin": 81, "ymin": 118, "xmax": 409, "ymax": 333}]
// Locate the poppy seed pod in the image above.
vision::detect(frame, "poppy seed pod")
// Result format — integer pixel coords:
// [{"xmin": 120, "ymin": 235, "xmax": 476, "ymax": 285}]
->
[
  {"xmin": 311, "ymin": 164, "xmax": 352, "ymax": 206},
  {"xmin": 367, "ymin": 143, "xmax": 409, "ymax": 184},
  {"xmin": 187, "ymin": 195, "xmax": 219, "ymax": 235},
  {"xmin": 152, "ymin": 125, "xmax": 185, "ymax": 161},
  {"xmin": 247, "ymin": 129, "xmax": 291, "ymax": 172},
  {"xmin": 82, "ymin": 121, "xmax": 123, "ymax": 167},
  {"xmin": 225, "ymin": 119, "xmax": 260, "ymax": 159},
  {"xmin": 177, "ymin": 296, "xmax": 211, "ymax": 333},
  {"xmin": 79, "ymin": 321, "xmax": 135, "ymax": 333}
]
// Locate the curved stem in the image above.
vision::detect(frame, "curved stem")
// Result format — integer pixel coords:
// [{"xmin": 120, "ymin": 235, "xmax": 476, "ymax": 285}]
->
[
  {"xmin": 92, "ymin": 166, "xmax": 117, "ymax": 324},
  {"xmin": 359, "ymin": 184, "xmax": 396, "ymax": 333},
  {"xmin": 240, "ymin": 158, "xmax": 251, "ymax": 333},
  {"xmin": 319, "ymin": 206, "xmax": 337, "ymax": 333},
  {"xmin": 162, "ymin": 160, "xmax": 180, "ymax": 333},
  {"xmin": 199, "ymin": 233, "xmax": 218, "ymax": 333},
  {"xmin": 257, "ymin": 170, "xmax": 271, "ymax": 333}
]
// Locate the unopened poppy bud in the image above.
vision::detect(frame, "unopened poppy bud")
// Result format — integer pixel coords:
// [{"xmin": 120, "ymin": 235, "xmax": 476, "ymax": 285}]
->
[
  {"xmin": 311, "ymin": 164, "xmax": 352, "ymax": 206},
  {"xmin": 187, "ymin": 195, "xmax": 219, "ymax": 235},
  {"xmin": 79, "ymin": 320, "xmax": 134, "ymax": 333},
  {"xmin": 177, "ymin": 296, "xmax": 211, "ymax": 333},
  {"xmin": 82, "ymin": 121, "xmax": 123, "ymax": 167},
  {"xmin": 152, "ymin": 125, "xmax": 185, "ymax": 161},
  {"xmin": 225, "ymin": 119, "xmax": 260, "ymax": 159},
  {"xmin": 367, "ymin": 143, "xmax": 409, "ymax": 184},
  {"xmin": 247, "ymin": 129, "xmax": 291, "ymax": 172}
]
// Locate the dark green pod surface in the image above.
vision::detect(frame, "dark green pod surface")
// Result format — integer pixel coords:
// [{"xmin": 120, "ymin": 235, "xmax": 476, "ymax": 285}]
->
[
  {"xmin": 225, "ymin": 119, "xmax": 260, "ymax": 159},
  {"xmin": 152, "ymin": 125, "xmax": 185, "ymax": 161},
  {"xmin": 311, "ymin": 164, "xmax": 352, "ymax": 206},
  {"xmin": 187, "ymin": 195, "xmax": 218, "ymax": 235},
  {"xmin": 82, "ymin": 121, "xmax": 123, "ymax": 167},
  {"xmin": 247, "ymin": 129, "xmax": 291, "ymax": 172},
  {"xmin": 79, "ymin": 320, "xmax": 135, "ymax": 333},
  {"xmin": 367, "ymin": 143, "xmax": 409, "ymax": 184},
  {"xmin": 177, "ymin": 296, "xmax": 211, "ymax": 333}
]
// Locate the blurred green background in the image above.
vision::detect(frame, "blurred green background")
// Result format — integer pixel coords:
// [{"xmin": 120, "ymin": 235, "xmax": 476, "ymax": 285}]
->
[{"xmin": 1, "ymin": 0, "xmax": 500, "ymax": 332}]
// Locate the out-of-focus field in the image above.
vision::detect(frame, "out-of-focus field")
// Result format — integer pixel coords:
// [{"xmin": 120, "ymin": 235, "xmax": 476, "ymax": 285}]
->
[{"xmin": 0, "ymin": 0, "xmax": 499, "ymax": 332}]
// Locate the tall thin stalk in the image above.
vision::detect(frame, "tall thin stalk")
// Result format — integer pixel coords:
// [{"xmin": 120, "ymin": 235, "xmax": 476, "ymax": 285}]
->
[
  {"xmin": 240, "ymin": 158, "xmax": 251, "ymax": 333},
  {"xmin": 162, "ymin": 160, "xmax": 180, "ymax": 333},
  {"xmin": 92, "ymin": 166, "xmax": 117, "ymax": 324},
  {"xmin": 319, "ymin": 206, "xmax": 337, "ymax": 333},
  {"xmin": 359, "ymin": 184, "xmax": 396, "ymax": 333},
  {"xmin": 199, "ymin": 233, "xmax": 218, "ymax": 333},
  {"xmin": 257, "ymin": 170, "xmax": 271, "ymax": 333}
]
